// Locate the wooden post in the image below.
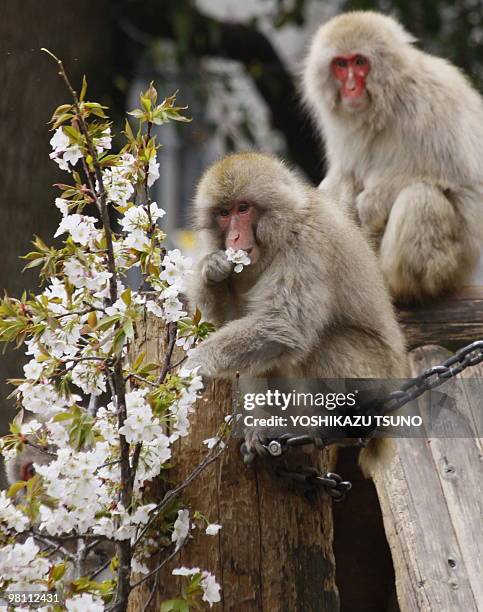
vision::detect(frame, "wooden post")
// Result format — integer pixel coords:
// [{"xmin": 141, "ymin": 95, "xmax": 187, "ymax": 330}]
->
[
  {"xmin": 128, "ymin": 317, "xmax": 338, "ymax": 611},
  {"xmin": 369, "ymin": 288, "xmax": 483, "ymax": 612},
  {"xmin": 399, "ymin": 285, "xmax": 483, "ymax": 349}
]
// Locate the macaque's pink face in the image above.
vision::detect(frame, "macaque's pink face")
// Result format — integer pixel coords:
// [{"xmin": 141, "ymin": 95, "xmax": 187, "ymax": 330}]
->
[
  {"xmin": 216, "ymin": 201, "xmax": 260, "ymax": 265},
  {"xmin": 331, "ymin": 54, "xmax": 371, "ymax": 111},
  {"xmin": 21, "ymin": 461, "xmax": 35, "ymax": 481}
]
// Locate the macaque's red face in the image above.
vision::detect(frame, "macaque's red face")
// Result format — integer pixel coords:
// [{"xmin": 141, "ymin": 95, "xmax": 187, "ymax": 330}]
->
[
  {"xmin": 216, "ymin": 201, "xmax": 260, "ymax": 265},
  {"xmin": 331, "ymin": 54, "xmax": 371, "ymax": 111},
  {"xmin": 20, "ymin": 461, "xmax": 35, "ymax": 481}
]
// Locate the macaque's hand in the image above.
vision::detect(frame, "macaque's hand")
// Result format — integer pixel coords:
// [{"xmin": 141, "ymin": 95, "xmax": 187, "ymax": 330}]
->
[
  {"xmin": 183, "ymin": 347, "xmax": 210, "ymax": 379},
  {"xmin": 202, "ymin": 250, "xmax": 234, "ymax": 283},
  {"xmin": 242, "ymin": 428, "xmax": 327, "ymax": 464},
  {"xmin": 242, "ymin": 427, "xmax": 277, "ymax": 461}
]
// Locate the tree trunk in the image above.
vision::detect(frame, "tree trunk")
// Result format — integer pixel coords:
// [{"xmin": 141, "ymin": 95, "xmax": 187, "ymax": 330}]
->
[
  {"xmin": 0, "ymin": 1, "xmax": 113, "ymax": 465},
  {"xmin": 129, "ymin": 317, "xmax": 338, "ymax": 611}
]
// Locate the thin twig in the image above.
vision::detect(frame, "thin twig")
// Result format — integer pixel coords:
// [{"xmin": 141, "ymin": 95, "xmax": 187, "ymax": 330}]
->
[
  {"xmin": 90, "ymin": 557, "xmax": 112, "ymax": 580},
  {"xmin": 24, "ymin": 440, "xmax": 57, "ymax": 458},
  {"xmin": 168, "ymin": 355, "xmax": 187, "ymax": 371},
  {"xmin": 131, "ymin": 535, "xmax": 190, "ymax": 590},
  {"xmin": 126, "ymin": 373, "xmax": 159, "ymax": 388},
  {"xmin": 157, "ymin": 322, "xmax": 177, "ymax": 385},
  {"xmin": 141, "ymin": 569, "xmax": 159, "ymax": 612},
  {"xmin": 133, "ymin": 434, "xmax": 230, "ymax": 549},
  {"xmin": 29, "ymin": 531, "xmax": 75, "ymax": 560}
]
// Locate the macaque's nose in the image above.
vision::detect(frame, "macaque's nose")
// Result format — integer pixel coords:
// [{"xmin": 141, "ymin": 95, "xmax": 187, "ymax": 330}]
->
[
  {"xmin": 227, "ymin": 215, "xmax": 241, "ymax": 245},
  {"xmin": 346, "ymin": 74, "xmax": 356, "ymax": 91},
  {"xmin": 227, "ymin": 229, "xmax": 240, "ymax": 244}
]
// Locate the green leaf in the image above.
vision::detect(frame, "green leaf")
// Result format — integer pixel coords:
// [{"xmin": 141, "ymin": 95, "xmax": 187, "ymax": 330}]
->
[
  {"xmin": 160, "ymin": 599, "xmax": 190, "ymax": 612},
  {"xmin": 52, "ymin": 412, "xmax": 74, "ymax": 422},
  {"xmin": 111, "ymin": 329, "xmax": 126, "ymax": 356},
  {"xmin": 80, "ymin": 75, "xmax": 88, "ymax": 102},
  {"xmin": 127, "ymin": 109, "xmax": 144, "ymax": 119},
  {"xmin": 132, "ymin": 351, "xmax": 146, "ymax": 372},
  {"xmin": 49, "ymin": 562, "xmax": 66, "ymax": 582},
  {"xmin": 121, "ymin": 287, "xmax": 132, "ymax": 306},
  {"xmin": 7, "ymin": 480, "xmax": 27, "ymax": 497},
  {"xmin": 64, "ymin": 125, "xmax": 82, "ymax": 144},
  {"xmin": 123, "ymin": 318, "xmax": 134, "ymax": 340},
  {"xmin": 95, "ymin": 314, "xmax": 120, "ymax": 332}
]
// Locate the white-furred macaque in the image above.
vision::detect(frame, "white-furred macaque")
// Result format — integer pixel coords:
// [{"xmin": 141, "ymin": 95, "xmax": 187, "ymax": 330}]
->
[
  {"xmin": 187, "ymin": 152, "xmax": 408, "ymax": 459},
  {"xmin": 303, "ymin": 11, "xmax": 483, "ymax": 303}
]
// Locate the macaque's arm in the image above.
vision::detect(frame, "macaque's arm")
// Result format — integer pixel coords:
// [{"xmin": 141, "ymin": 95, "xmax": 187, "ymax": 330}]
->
[
  {"xmin": 319, "ymin": 170, "xmax": 359, "ymax": 219},
  {"xmin": 187, "ymin": 276, "xmax": 333, "ymax": 378},
  {"xmin": 186, "ymin": 314, "xmax": 299, "ymax": 378}
]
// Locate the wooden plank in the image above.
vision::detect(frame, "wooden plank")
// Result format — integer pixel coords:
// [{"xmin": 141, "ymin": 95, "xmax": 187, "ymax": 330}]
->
[
  {"xmin": 398, "ymin": 285, "xmax": 483, "ymax": 349},
  {"xmin": 370, "ymin": 345, "xmax": 483, "ymax": 612}
]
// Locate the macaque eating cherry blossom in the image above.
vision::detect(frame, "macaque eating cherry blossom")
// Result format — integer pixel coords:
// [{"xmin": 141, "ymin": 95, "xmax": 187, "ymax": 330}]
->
[{"xmin": 186, "ymin": 152, "xmax": 408, "ymax": 460}]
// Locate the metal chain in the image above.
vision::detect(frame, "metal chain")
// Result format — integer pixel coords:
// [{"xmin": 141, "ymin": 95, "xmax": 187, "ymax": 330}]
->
[
  {"xmin": 241, "ymin": 339, "xmax": 483, "ymax": 500},
  {"xmin": 382, "ymin": 339, "xmax": 483, "ymax": 413},
  {"xmin": 274, "ymin": 467, "xmax": 352, "ymax": 502}
]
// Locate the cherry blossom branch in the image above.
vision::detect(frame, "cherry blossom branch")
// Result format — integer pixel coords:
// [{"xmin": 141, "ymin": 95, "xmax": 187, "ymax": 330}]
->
[
  {"xmin": 41, "ymin": 49, "xmax": 118, "ymax": 306},
  {"xmin": 157, "ymin": 322, "xmax": 177, "ymax": 385},
  {"xmin": 24, "ymin": 440, "xmax": 57, "ymax": 458},
  {"xmin": 43, "ymin": 48, "xmax": 133, "ymax": 611}
]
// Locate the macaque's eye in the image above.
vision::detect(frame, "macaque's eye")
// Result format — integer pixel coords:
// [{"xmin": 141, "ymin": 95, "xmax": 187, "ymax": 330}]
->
[
  {"xmin": 218, "ymin": 209, "xmax": 230, "ymax": 218},
  {"xmin": 238, "ymin": 202, "xmax": 250, "ymax": 213},
  {"xmin": 335, "ymin": 58, "xmax": 348, "ymax": 68},
  {"xmin": 355, "ymin": 55, "xmax": 367, "ymax": 66}
]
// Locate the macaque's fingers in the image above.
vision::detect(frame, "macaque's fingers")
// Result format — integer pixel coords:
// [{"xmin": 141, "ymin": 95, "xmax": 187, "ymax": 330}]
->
[
  {"xmin": 243, "ymin": 428, "xmax": 271, "ymax": 458},
  {"xmin": 202, "ymin": 250, "xmax": 233, "ymax": 283}
]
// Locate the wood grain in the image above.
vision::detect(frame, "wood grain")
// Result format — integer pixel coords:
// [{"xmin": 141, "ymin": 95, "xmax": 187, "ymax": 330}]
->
[
  {"xmin": 370, "ymin": 345, "xmax": 483, "ymax": 612},
  {"xmin": 398, "ymin": 286, "xmax": 483, "ymax": 349}
]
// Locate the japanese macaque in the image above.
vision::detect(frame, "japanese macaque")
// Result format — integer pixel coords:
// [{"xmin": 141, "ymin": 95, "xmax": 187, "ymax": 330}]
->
[
  {"xmin": 187, "ymin": 152, "xmax": 408, "ymax": 460},
  {"xmin": 303, "ymin": 11, "xmax": 483, "ymax": 303},
  {"xmin": 2, "ymin": 419, "xmax": 113, "ymax": 579},
  {"xmin": 4, "ymin": 441, "xmax": 46, "ymax": 485}
]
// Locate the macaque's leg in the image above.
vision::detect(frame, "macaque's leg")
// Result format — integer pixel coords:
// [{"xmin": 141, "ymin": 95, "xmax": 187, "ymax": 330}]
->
[{"xmin": 379, "ymin": 183, "xmax": 477, "ymax": 302}]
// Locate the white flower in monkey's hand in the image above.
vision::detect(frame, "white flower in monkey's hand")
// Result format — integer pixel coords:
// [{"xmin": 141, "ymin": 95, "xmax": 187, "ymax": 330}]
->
[{"xmin": 225, "ymin": 247, "xmax": 251, "ymax": 273}]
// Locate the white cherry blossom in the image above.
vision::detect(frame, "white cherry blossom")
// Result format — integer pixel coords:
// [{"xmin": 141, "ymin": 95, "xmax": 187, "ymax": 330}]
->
[{"xmin": 225, "ymin": 247, "xmax": 251, "ymax": 273}]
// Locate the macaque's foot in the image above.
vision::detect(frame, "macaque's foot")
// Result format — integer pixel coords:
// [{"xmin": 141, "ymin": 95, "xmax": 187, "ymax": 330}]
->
[{"xmin": 356, "ymin": 191, "xmax": 389, "ymax": 235}]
